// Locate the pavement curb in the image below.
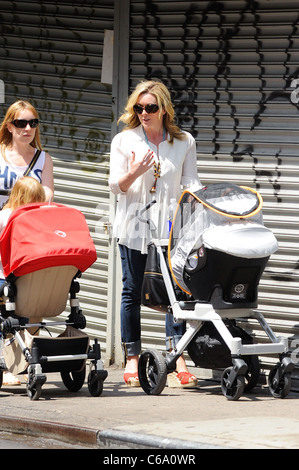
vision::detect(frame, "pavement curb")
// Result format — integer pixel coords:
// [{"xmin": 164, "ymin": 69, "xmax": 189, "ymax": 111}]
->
[
  {"xmin": 98, "ymin": 429, "xmax": 227, "ymax": 449},
  {"xmin": 0, "ymin": 415, "xmax": 98, "ymax": 448},
  {"xmin": 0, "ymin": 415, "xmax": 228, "ymax": 449}
]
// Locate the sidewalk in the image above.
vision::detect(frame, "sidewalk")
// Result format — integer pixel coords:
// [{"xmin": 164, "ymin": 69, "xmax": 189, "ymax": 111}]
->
[{"xmin": 0, "ymin": 365, "xmax": 299, "ymax": 449}]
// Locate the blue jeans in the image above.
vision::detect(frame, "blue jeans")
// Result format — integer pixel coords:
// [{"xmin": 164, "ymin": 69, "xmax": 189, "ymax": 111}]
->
[{"xmin": 119, "ymin": 244, "xmax": 185, "ymax": 357}]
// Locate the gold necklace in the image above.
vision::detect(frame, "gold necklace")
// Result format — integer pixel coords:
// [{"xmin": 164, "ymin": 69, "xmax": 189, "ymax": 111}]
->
[
  {"xmin": 150, "ymin": 157, "xmax": 161, "ymax": 193},
  {"xmin": 143, "ymin": 127, "xmax": 165, "ymax": 194}
]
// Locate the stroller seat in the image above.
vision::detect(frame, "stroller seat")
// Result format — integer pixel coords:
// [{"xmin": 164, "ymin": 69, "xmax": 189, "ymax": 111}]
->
[
  {"xmin": 14, "ymin": 265, "xmax": 78, "ymax": 321},
  {"xmin": 169, "ymin": 184, "xmax": 278, "ymax": 308}
]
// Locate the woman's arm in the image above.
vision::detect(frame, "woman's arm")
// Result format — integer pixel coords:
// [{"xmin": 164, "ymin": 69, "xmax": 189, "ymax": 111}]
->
[
  {"xmin": 181, "ymin": 135, "xmax": 202, "ymax": 191},
  {"xmin": 109, "ymin": 133, "xmax": 154, "ymax": 194},
  {"xmin": 41, "ymin": 152, "xmax": 54, "ymax": 201}
]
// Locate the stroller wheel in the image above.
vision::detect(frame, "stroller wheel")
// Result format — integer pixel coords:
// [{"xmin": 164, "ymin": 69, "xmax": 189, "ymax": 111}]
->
[
  {"xmin": 26, "ymin": 382, "xmax": 42, "ymax": 401},
  {"xmin": 243, "ymin": 355, "xmax": 260, "ymax": 392},
  {"xmin": 268, "ymin": 364, "xmax": 291, "ymax": 399},
  {"xmin": 138, "ymin": 349, "xmax": 167, "ymax": 395},
  {"xmin": 88, "ymin": 370, "xmax": 104, "ymax": 397},
  {"xmin": 221, "ymin": 367, "xmax": 245, "ymax": 401},
  {"xmin": 61, "ymin": 367, "xmax": 86, "ymax": 392},
  {"xmin": 26, "ymin": 365, "xmax": 46, "ymax": 401}
]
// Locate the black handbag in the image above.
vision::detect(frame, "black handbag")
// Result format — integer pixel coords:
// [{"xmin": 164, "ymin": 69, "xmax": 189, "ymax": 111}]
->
[
  {"xmin": 141, "ymin": 243, "xmax": 189, "ymax": 312},
  {"xmin": 141, "ymin": 243, "xmax": 170, "ymax": 312}
]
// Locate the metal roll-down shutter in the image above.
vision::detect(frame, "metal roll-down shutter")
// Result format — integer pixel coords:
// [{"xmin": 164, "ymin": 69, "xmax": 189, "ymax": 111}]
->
[
  {"xmin": 0, "ymin": 1, "xmax": 114, "ymax": 353},
  {"xmin": 129, "ymin": 0, "xmax": 299, "ymax": 387}
]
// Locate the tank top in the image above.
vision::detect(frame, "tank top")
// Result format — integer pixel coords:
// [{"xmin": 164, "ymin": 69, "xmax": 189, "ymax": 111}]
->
[{"xmin": 0, "ymin": 150, "xmax": 46, "ymax": 208}]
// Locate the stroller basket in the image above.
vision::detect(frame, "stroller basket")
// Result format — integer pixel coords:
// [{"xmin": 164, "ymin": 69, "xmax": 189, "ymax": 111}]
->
[{"xmin": 31, "ymin": 335, "xmax": 89, "ymax": 373}]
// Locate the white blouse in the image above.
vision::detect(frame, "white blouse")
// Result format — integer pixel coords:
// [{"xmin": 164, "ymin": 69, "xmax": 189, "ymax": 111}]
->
[{"xmin": 109, "ymin": 125, "xmax": 202, "ymax": 254}]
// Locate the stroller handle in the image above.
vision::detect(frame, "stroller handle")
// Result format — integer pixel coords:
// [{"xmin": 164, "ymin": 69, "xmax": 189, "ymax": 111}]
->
[{"xmin": 138, "ymin": 200, "xmax": 157, "ymax": 232}]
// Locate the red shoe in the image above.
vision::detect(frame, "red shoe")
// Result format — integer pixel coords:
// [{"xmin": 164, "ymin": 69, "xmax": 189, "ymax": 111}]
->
[
  {"xmin": 167, "ymin": 371, "xmax": 198, "ymax": 388},
  {"xmin": 123, "ymin": 372, "xmax": 140, "ymax": 387}
]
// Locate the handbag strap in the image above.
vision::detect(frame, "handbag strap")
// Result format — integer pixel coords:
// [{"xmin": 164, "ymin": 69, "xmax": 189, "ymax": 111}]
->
[
  {"xmin": 23, "ymin": 149, "xmax": 42, "ymax": 176},
  {"xmin": 0, "ymin": 149, "xmax": 42, "ymax": 196}
]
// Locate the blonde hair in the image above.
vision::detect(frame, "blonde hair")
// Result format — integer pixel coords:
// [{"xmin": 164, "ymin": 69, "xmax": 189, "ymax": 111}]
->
[
  {"xmin": 118, "ymin": 80, "xmax": 185, "ymax": 143},
  {"xmin": 3, "ymin": 176, "xmax": 46, "ymax": 211},
  {"xmin": 0, "ymin": 100, "xmax": 42, "ymax": 159}
]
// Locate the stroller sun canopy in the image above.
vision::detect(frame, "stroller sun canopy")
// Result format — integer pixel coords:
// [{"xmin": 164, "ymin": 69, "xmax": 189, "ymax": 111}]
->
[
  {"xmin": 0, "ymin": 202, "xmax": 97, "ymax": 278},
  {"xmin": 168, "ymin": 183, "xmax": 278, "ymax": 293}
]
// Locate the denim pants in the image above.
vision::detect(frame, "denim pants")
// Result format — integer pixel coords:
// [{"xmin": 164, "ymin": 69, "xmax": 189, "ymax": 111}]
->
[{"xmin": 119, "ymin": 244, "xmax": 185, "ymax": 357}]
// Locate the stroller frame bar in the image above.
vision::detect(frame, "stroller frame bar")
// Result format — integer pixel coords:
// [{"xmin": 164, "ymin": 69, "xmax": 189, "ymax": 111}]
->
[
  {"xmin": 170, "ymin": 298, "xmax": 288, "ymax": 359},
  {"xmin": 40, "ymin": 354, "xmax": 88, "ymax": 363}
]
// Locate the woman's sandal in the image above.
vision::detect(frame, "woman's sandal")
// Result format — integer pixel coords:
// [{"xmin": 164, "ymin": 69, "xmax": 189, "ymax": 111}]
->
[
  {"xmin": 167, "ymin": 371, "xmax": 198, "ymax": 388},
  {"xmin": 124, "ymin": 372, "xmax": 140, "ymax": 387},
  {"xmin": 2, "ymin": 372, "xmax": 21, "ymax": 386}
]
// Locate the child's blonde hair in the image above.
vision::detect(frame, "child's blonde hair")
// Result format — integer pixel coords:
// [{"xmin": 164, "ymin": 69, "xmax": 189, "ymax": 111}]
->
[{"xmin": 3, "ymin": 176, "xmax": 46, "ymax": 211}]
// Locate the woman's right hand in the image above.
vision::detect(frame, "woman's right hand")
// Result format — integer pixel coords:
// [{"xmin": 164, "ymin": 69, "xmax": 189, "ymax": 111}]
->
[
  {"xmin": 118, "ymin": 150, "xmax": 154, "ymax": 192},
  {"xmin": 130, "ymin": 150, "xmax": 154, "ymax": 177}
]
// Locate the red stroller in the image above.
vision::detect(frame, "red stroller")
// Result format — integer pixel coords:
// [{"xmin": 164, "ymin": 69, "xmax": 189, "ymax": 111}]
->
[{"xmin": 0, "ymin": 202, "xmax": 107, "ymax": 400}]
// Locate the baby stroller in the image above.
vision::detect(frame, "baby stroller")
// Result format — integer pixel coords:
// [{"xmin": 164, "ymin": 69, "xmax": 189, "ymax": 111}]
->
[
  {"xmin": 0, "ymin": 202, "xmax": 107, "ymax": 400},
  {"xmin": 138, "ymin": 183, "xmax": 294, "ymax": 400}
]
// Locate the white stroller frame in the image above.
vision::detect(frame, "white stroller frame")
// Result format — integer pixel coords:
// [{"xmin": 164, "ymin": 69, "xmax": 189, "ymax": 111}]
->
[{"xmin": 137, "ymin": 200, "xmax": 294, "ymax": 400}]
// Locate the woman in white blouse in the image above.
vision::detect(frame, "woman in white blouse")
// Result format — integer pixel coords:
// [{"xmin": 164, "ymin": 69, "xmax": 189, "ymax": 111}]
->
[{"xmin": 109, "ymin": 80, "xmax": 201, "ymax": 388}]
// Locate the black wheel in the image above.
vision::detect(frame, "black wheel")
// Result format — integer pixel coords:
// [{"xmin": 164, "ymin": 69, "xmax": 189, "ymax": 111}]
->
[
  {"xmin": 268, "ymin": 364, "xmax": 291, "ymax": 399},
  {"xmin": 221, "ymin": 367, "xmax": 245, "ymax": 401},
  {"xmin": 88, "ymin": 370, "xmax": 104, "ymax": 397},
  {"xmin": 138, "ymin": 349, "xmax": 167, "ymax": 395},
  {"xmin": 243, "ymin": 355, "xmax": 260, "ymax": 392},
  {"xmin": 26, "ymin": 366, "xmax": 45, "ymax": 401},
  {"xmin": 61, "ymin": 366, "xmax": 86, "ymax": 392},
  {"xmin": 26, "ymin": 382, "xmax": 42, "ymax": 401}
]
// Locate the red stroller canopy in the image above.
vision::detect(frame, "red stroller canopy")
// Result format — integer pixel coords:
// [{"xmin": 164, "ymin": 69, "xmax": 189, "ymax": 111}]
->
[{"xmin": 0, "ymin": 202, "xmax": 97, "ymax": 278}]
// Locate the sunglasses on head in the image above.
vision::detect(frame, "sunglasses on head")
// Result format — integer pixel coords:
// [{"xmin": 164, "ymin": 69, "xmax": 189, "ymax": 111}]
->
[
  {"xmin": 11, "ymin": 118, "xmax": 39, "ymax": 129},
  {"xmin": 133, "ymin": 103, "xmax": 159, "ymax": 115}
]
